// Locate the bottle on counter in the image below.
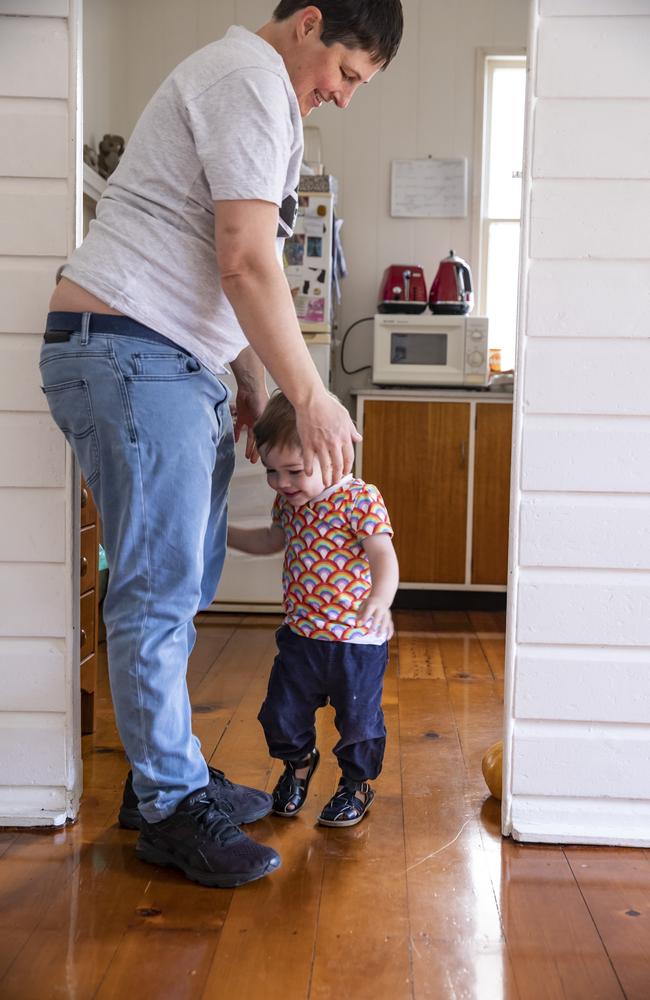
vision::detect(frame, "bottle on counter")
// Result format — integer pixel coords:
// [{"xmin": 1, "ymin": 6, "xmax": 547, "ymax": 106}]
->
[{"xmin": 489, "ymin": 347, "xmax": 502, "ymax": 373}]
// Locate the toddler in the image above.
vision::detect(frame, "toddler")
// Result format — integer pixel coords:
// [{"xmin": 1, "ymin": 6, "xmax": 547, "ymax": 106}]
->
[{"xmin": 227, "ymin": 391, "xmax": 399, "ymax": 827}]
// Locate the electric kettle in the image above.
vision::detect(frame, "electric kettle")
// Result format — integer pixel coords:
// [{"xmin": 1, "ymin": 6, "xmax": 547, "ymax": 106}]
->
[
  {"xmin": 377, "ymin": 264, "xmax": 428, "ymax": 314},
  {"xmin": 428, "ymin": 250, "xmax": 473, "ymax": 315}
]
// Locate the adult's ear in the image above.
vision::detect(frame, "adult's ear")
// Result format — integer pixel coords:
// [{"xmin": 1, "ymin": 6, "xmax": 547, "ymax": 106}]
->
[{"xmin": 295, "ymin": 5, "xmax": 323, "ymax": 41}]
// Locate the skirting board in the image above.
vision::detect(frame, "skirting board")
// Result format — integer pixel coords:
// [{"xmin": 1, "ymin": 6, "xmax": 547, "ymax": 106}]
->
[
  {"xmin": 209, "ymin": 590, "xmax": 508, "ymax": 614},
  {"xmin": 508, "ymin": 795, "xmax": 650, "ymax": 848},
  {"xmin": 0, "ymin": 810, "xmax": 68, "ymax": 828},
  {"xmin": 0, "ymin": 784, "xmax": 76, "ymax": 829},
  {"xmin": 393, "ymin": 589, "xmax": 507, "ymax": 611}
]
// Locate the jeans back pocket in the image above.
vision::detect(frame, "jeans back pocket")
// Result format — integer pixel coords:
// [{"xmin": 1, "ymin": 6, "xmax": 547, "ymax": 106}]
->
[{"xmin": 42, "ymin": 378, "xmax": 100, "ymax": 485}]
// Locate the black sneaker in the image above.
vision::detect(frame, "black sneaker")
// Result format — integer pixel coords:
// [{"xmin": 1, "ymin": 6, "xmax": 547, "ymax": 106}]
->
[
  {"xmin": 135, "ymin": 786, "xmax": 281, "ymax": 888},
  {"xmin": 118, "ymin": 768, "xmax": 273, "ymax": 830}
]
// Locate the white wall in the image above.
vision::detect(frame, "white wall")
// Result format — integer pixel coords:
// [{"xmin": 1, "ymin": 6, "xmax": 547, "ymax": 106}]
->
[
  {"xmin": 82, "ymin": 0, "xmax": 530, "ymax": 404},
  {"xmin": 503, "ymin": 0, "xmax": 650, "ymax": 846},
  {"xmin": 0, "ymin": 0, "xmax": 81, "ymax": 825},
  {"xmin": 83, "ymin": 0, "xmax": 120, "ymax": 149}
]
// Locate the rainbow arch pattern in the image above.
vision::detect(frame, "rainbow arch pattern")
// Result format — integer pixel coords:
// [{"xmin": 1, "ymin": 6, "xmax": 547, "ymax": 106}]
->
[{"xmin": 272, "ymin": 478, "xmax": 393, "ymax": 642}]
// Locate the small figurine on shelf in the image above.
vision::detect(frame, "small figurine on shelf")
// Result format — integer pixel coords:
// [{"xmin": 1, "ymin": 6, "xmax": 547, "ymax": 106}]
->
[{"xmin": 97, "ymin": 133, "xmax": 125, "ymax": 179}]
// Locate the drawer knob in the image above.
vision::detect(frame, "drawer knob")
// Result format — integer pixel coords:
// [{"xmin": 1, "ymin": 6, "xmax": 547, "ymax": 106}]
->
[
  {"xmin": 80, "ymin": 628, "xmax": 87, "ymax": 648},
  {"xmin": 81, "ymin": 488, "xmax": 88, "ymax": 508},
  {"xmin": 80, "ymin": 556, "xmax": 88, "ymax": 577}
]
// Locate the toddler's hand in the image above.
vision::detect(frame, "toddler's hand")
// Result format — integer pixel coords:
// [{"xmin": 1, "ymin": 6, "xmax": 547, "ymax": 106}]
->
[{"xmin": 356, "ymin": 597, "xmax": 394, "ymax": 640}]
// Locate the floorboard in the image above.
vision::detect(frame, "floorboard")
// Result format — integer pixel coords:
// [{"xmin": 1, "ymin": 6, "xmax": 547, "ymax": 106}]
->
[
  {"xmin": 309, "ymin": 652, "xmax": 412, "ymax": 1000},
  {"xmin": 500, "ymin": 845, "xmax": 625, "ymax": 999},
  {"xmin": 564, "ymin": 847, "xmax": 650, "ymax": 1000}
]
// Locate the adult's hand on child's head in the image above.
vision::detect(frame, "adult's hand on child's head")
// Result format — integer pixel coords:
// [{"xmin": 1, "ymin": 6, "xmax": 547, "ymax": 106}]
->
[{"xmin": 295, "ymin": 392, "xmax": 361, "ymax": 487}]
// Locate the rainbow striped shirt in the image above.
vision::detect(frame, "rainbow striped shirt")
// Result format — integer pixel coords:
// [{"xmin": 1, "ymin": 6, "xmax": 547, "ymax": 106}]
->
[{"xmin": 272, "ymin": 476, "xmax": 393, "ymax": 644}]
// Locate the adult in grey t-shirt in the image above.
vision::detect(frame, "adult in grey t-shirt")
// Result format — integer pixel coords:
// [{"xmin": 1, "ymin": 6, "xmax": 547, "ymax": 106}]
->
[
  {"xmin": 43, "ymin": 0, "xmax": 403, "ymax": 889},
  {"xmin": 65, "ymin": 26, "xmax": 303, "ymax": 375}
]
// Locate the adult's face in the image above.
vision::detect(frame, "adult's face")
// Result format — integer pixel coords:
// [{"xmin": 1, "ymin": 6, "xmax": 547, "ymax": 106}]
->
[{"xmin": 285, "ymin": 15, "xmax": 382, "ymax": 117}]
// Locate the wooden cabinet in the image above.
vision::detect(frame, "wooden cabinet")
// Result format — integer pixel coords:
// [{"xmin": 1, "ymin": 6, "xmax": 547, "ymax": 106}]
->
[
  {"xmin": 362, "ymin": 400, "xmax": 470, "ymax": 583},
  {"xmin": 80, "ymin": 478, "xmax": 100, "ymax": 734},
  {"xmin": 472, "ymin": 402, "xmax": 513, "ymax": 585},
  {"xmin": 356, "ymin": 392, "xmax": 513, "ymax": 590}
]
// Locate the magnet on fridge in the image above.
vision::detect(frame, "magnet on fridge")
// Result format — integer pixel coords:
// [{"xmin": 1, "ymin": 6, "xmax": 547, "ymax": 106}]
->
[{"xmin": 306, "ymin": 236, "xmax": 322, "ymax": 257}]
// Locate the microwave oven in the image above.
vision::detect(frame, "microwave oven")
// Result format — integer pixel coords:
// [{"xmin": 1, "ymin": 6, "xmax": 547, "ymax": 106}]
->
[{"xmin": 372, "ymin": 313, "xmax": 489, "ymax": 387}]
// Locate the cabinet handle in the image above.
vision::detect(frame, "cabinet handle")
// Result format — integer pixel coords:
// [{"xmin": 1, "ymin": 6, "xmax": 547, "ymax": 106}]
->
[
  {"xmin": 80, "ymin": 628, "xmax": 87, "ymax": 648},
  {"xmin": 81, "ymin": 488, "xmax": 88, "ymax": 508},
  {"xmin": 80, "ymin": 556, "xmax": 88, "ymax": 577},
  {"xmin": 460, "ymin": 441, "xmax": 466, "ymax": 468}
]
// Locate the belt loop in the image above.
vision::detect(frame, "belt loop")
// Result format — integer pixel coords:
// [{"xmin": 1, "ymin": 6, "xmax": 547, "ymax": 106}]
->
[{"xmin": 80, "ymin": 311, "xmax": 92, "ymax": 345}]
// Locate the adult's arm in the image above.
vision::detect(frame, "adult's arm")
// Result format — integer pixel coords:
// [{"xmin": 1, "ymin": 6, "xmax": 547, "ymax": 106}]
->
[{"xmin": 214, "ymin": 198, "xmax": 361, "ymax": 485}]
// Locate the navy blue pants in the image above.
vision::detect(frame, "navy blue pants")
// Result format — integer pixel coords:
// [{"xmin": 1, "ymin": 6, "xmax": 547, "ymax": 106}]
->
[{"xmin": 258, "ymin": 625, "xmax": 389, "ymax": 782}]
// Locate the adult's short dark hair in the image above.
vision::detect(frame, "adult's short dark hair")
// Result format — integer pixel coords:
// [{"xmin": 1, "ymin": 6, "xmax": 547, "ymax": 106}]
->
[{"xmin": 272, "ymin": 0, "xmax": 403, "ymax": 68}]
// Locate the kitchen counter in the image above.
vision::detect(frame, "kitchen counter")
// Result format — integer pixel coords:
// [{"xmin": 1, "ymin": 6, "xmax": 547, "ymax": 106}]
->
[{"xmin": 351, "ymin": 385, "xmax": 513, "ymax": 402}]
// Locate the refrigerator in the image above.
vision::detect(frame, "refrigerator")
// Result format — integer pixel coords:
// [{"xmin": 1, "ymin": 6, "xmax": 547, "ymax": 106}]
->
[{"xmin": 210, "ymin": 179, "xmax": 336, "ymax": 611}]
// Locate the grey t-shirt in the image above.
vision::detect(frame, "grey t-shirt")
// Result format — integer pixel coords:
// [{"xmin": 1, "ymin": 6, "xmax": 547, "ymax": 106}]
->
[{"xmin": 64, "ymin": 26, "xmax": 303, "ymax": 373}]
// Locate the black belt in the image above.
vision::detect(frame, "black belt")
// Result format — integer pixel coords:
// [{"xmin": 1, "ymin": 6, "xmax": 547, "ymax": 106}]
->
[{"xmin": 44, "ymin": 311, "xmax": 191, "ymax": 355}]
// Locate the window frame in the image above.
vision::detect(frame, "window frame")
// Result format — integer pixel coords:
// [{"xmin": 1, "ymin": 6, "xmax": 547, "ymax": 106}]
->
[{"xmin": 471, "ymin": 48, "xmax": 527, "ymax": 321}]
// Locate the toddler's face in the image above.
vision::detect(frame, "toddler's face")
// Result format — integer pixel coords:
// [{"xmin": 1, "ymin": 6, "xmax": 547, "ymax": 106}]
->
[{"xmin": 261, "ymin": 443, "xmax": 326, "ymax": 508}]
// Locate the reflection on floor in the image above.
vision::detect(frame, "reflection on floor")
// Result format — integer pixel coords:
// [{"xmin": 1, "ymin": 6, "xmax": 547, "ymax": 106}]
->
[{"xmin": 0, "ymin": 610, "xmax": 648, "ymax": 999}]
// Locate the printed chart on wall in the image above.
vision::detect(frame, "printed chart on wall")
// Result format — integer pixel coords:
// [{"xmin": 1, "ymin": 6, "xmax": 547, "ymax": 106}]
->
[
  {"xmin": 390, "ymin": 158, "xmax": 468, "ymax": 218},
  {"xmin": 283, "ymin": 192, "xmax": 333, "ymax": 329}
]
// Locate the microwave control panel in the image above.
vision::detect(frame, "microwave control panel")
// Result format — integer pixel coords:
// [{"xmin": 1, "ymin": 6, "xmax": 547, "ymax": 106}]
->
[{"xmin": 464, "ymin": 318, "xmax": 489, "ymax": 383}]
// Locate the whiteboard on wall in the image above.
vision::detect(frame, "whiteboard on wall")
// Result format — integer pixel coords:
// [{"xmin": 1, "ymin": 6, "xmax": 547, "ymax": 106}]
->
[{"xmin": 390, "ymin": 158, "xmax": 468, "ymax": 218}]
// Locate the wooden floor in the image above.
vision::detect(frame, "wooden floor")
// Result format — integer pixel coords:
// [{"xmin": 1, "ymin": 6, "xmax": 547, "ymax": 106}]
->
[{"xmin": 1, "ymin": 611, "xmax": 649, "ymax": 1000}]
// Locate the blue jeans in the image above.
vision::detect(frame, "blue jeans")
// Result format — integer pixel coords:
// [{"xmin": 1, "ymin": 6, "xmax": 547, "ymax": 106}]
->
[{"xmin": 40, "ymin": 312, "xmax": 234, "ymax": 821}]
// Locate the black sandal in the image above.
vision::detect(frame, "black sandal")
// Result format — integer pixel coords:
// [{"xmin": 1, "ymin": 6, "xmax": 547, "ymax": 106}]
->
[
  {"xmin": 318, "ymin": 778, "xmax": 374, "ymax": 827},
  {"xmin": 272, "ymin": 749, "xmax": 320, "ymax": 817}
]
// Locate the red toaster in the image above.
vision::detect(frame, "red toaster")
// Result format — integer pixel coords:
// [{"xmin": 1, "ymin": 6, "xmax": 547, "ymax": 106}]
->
[{"xmin": 377, "ymin": 264, "xmax": 428, "ymax": 314}]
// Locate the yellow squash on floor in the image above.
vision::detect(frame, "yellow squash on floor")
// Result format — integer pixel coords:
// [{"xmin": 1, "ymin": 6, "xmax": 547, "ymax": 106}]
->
[{"xmin": 481, "ymin": 739, "xmax": 503, "ymax": 800}]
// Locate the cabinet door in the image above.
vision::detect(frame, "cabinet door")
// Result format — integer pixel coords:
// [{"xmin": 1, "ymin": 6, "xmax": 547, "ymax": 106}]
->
[
  {"xmin": 362, "ymin": 400, "xmax": 470, "ymax": 583},
  {"xmin": 471, "ymin": 403, "xmax": 513, "ymax": 585}
]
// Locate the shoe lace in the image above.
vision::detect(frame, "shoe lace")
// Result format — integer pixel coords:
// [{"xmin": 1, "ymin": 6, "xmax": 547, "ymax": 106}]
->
[
  {"xmin": 190, "ymin": 794, "xmax": 241, "ymax": 846},
  {"xmin": 206, "ymin": 768, "xmax": 235, "ymax": 814},
  {"xmin": 208, "ymin": 766, "xmax": 234, "ymax": 791}
]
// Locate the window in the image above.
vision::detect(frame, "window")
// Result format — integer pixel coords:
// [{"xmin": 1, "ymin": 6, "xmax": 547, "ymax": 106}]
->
[{"xmin": 475, "ymin": 55, "xmax": 527, "ymax": 372}]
